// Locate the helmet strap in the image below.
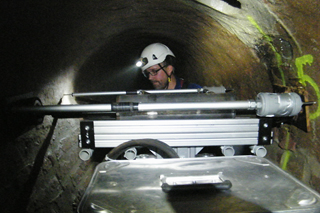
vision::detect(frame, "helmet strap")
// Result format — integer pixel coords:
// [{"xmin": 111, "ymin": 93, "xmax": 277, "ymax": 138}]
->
[{"xmin": 158, "ymin": 63, "xmax": 172, "ymax": 89}]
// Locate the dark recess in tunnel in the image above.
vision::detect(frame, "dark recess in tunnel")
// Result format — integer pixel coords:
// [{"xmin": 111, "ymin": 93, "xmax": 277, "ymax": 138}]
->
[
  {"xmin": 74, "ymin": 29, "xmax": 200, "ymax": 102},
  {"xmin": 2, "ymin": 1, "xmax": 76, "ymax": 97},
  {"xmin": 222, "ymin": 0, "xmax": 241, "ymax": 8}
]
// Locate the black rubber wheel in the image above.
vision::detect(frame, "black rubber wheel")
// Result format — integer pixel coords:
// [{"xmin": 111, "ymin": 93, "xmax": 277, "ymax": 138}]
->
[{"xmin": 106, "ymin": 139, "xmax": 179, "ymax": 160}]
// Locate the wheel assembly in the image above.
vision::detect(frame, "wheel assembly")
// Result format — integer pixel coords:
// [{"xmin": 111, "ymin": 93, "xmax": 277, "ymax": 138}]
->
[{"xmin": 106, "ymin": 139, "xmax": 180, "ymax": 160}]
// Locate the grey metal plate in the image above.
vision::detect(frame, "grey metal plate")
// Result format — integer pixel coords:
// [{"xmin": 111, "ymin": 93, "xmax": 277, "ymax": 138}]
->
[
  {"xmin": 78, "ymin": 156, "xmax": 320, "ymax": 213},
  {"xmin": 93, "ymin": 119, "xmax": 260, "ymax": 147}
]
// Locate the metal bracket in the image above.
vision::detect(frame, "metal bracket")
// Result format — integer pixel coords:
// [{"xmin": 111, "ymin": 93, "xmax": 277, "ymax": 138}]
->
[
  {"xmin": 80, "ymin": 121, "xmax": 95, "ymax": 148},
  {"xmin": 258, "ymin": 118, "xmax": 273, "ymax": 145}
]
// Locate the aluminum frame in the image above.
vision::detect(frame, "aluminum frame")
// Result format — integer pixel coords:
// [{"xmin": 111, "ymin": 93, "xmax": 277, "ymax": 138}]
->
[{"xmin": 80, "ymin": 118, "xmax": 269, "ymax": 149}]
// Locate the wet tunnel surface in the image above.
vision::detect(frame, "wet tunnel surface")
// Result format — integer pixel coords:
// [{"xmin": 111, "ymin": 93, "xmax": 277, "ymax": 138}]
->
[{"xmin": 1, "ymin": 0, "xmax": 320, "ymax": 212}]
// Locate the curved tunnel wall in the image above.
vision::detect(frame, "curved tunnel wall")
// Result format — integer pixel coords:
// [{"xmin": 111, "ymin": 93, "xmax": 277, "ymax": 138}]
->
[
  {"xmin": 1, "ymin": 0, "xmax": 320, "ymax": 212},
  {"xmin": 72, "ymin": 0, "xmax": 276, "ymax": 98}
]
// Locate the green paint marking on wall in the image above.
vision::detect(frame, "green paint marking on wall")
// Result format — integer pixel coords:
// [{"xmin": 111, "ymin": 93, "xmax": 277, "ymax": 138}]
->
[
  {"xmin": 295, "ymin": 54, "xmax": 313, "ymax": 86},
  {"xmin": 281, "ymin": 151, "xmax": 291, "ymax": 171},
  {"xmin": 295, "ymin": 54, "xmax": 320, "ymax": 119},
  {"xmin": 247, "ymin": 16, "xmax": 286, "ymax": 86},
  {"xmin": 280, "ymin": 128, "xmax": 291, "ymax": 170},
  {"xmin": 248, "ymin": 16, "xmax": 319, "ymax": 119}
]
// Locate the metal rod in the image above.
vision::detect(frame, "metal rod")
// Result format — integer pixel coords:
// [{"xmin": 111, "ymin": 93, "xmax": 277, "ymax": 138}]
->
[
  {"xmin": 12, "ymin": 104, "xmax": 113, "ymax": 114},
  {"xmin": 71, "ymin": 89, "xmax": 205, "ymax": 97},
  {"xmin": 9, "ymin": 93, "xmax": 304, "ymax": 117},
  {"xmin": 71, "ymin": 91, "xmax": 128, "ymax": 97},
  {"xmin": 143, "ymin": 89, "xmax": 204, "ymax": 94},
  {"xmin": 303, "ymin": 101, "xmax": 316, "ymax": 106},
  {"xmin": 138, "ymin": 101, "xmax": 257, "ymax": 111},
  {"xmin": 11, "ymin": 101, "xmax": 256, "ymax": 115}
]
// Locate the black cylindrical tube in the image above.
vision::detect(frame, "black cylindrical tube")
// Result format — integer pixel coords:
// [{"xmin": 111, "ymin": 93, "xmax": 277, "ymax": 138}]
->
[{"xmin": 111, "ymin": 102, "xmax": 139, "ymax": 112}]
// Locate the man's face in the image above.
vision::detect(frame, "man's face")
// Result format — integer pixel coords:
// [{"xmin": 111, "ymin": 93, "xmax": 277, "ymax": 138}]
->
[{"xmin": 144, "ymin": 64, "xmax": 168, "ymax": 90}]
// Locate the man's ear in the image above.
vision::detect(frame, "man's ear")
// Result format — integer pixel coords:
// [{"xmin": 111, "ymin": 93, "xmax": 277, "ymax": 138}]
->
[{"xmin": 167, "ymin": 65, "xmax": 174, "ymax": 76}]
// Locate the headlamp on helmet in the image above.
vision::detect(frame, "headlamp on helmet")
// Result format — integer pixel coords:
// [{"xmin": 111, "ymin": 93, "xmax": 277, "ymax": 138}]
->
[{"xmin": 136, "ymin": 57, "xmax": 148, "ymax": 67}]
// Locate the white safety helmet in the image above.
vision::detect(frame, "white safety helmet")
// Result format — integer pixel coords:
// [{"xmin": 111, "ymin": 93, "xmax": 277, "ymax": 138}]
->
[{"xmin": 136, "ymin": 43, "xmax": 175, "ymax": 71}]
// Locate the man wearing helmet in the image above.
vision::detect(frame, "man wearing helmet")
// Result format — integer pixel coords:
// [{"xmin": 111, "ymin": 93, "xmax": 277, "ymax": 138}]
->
[{"xmin": 136, "ymin": 43, "xmax": 201, "ymax": 90}]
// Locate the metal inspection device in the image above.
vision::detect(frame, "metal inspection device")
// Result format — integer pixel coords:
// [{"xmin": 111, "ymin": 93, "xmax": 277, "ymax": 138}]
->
[
  {"xmin": 9, "ymin": 87, "xmax": 320, "ymax": 213},
  {"xmin": 11, "ymin": 88, "xmax": 310, "ymax": 160}
]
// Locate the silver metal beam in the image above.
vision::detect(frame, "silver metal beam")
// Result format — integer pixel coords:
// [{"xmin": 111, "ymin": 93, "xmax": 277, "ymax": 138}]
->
[
  {"xmin": 91, "ymin": 118, "xmax": 260, "ymax": 148},
  {"xmin": 138, "ymin": 101, "xmax": 256, "ymax": 111}
]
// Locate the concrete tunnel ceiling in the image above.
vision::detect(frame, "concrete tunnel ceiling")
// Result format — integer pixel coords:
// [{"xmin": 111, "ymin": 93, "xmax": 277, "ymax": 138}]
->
[{"xmin": 71, "ymin": 0, "xmax": 287, "ymax": 100}]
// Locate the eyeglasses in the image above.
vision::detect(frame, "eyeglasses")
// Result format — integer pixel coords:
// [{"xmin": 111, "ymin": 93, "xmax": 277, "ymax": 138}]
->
[{"xmin": 142, "ymin": 65, "xmax": 167, "ymax": 78}]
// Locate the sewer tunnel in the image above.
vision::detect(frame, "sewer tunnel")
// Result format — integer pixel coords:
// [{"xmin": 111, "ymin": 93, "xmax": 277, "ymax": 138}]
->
[{"xmin": 1, "ymin": 0, "xmax": 320, "ymax": 212}]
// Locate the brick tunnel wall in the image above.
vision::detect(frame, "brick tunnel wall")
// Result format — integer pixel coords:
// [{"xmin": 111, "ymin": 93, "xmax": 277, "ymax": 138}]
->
[{"xmin": 1, "ymin": 0, "xmax": 319, "ymax": 212}]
